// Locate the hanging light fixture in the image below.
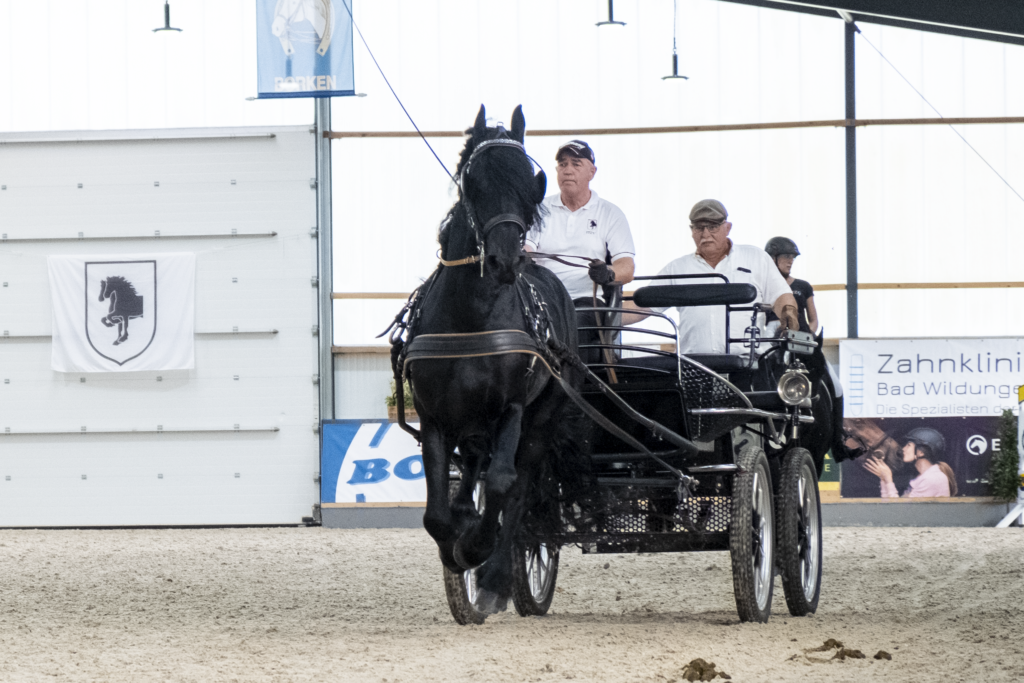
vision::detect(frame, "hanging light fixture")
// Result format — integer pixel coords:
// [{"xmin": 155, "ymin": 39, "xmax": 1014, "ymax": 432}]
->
[
  {"xmin": 662, "ymin": 0, "xmax": 688, "ymax": 80},
  {"xmin": 596, "ymin": 0, "xmax": 626, "ymax": 27},
  {"xmin": 153, "ymin": 1, "xmax": 182, "ymax": 33}
]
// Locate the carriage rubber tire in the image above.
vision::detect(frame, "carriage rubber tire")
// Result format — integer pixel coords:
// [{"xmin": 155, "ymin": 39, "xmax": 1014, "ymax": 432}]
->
[
  {"xmin": 730, "ymin": 445, "xmax": 776, "ymax": 624},
  {"xmin": 776, "ymin": 447, "xmax": 823, "ymax": 617},
  {"xmin": 442, "ymin": 564, "xmax": 487, "ymax": 625},
  {"xmin": 510, "ymin": 543, "xmax": 560, "ymax": 616},
  {"xmin": 442, "ymin": 480, "xmax": 487, "ymax": 625}
]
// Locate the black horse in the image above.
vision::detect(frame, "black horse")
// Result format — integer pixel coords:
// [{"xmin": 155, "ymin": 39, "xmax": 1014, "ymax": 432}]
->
[
  {"xmin": 406, "ymin": 105, "xmax": 582, "ymax": 615},
  {"xmin": 98, "ymin": 276, "xmax": 144, "ymax": 345}
]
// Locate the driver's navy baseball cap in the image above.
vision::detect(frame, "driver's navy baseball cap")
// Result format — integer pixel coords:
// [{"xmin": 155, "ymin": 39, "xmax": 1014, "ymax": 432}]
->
[{"xmin": 556, "ymin": 140, "xmax": 595, "ymax": 163}]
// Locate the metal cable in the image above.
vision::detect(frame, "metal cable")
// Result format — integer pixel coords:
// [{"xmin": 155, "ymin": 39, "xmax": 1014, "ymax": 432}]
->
[
  {"xmin": 337, "ymin": 0, "xmax": 456, "ymax": 182},
  {"xmin": 856, "ymin": 28, "xmax": 1024, "ymax": 205}
]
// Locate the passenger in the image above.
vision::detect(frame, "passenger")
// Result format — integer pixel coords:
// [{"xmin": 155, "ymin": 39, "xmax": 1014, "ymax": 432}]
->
[
  {"xmin": 624, "ymin": 199, "xmax": 798, "ymax": 357},
  {"xmin": 764, "ymin": 237, "xmax": 817, "ymax": 335},
  {"xmin": 863, "ymin": 427, "xmax": 957, "ymax": 497},
  {"xmin": 525, "ymin": 140, "xmax": 636, "ymax": 363}
]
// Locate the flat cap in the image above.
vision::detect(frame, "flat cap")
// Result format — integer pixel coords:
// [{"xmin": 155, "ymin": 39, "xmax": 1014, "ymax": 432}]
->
[{"xmin": 689, "ymin": 199, "xmax": 728, "ymax": 224}]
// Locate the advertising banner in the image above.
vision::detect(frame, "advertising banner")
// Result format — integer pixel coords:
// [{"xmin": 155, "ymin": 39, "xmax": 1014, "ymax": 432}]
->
[
  {"xmin": 321, "ymin": 420, "xmax": 425, "ymax": 504},
  {"xmin": 839, "ymin": 415, "xmax": 1001, "ymax": 498},
  {"xmin": 256, "ymin": 0, "xmax": 355, "ymax": 98},
  {"xmin": 839, "ymin": 338, "xmax": 1024, "ymax": 419},
  {"xmin": 48, "ymin": 253, "xmax": 195, "ymax": 372},
  {"xmin": 838, "ymin": 338, "xmax": 1024, "ymax": 500}
]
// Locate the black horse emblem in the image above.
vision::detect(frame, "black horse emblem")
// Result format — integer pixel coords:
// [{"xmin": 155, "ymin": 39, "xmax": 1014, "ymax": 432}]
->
[
  {"xmin": 98, "ymin": 276, "xmax": 144, "ymax": 345},
  {"xmin": 85, "ymin": 260, "xmax": 157, "ymax": 366}
]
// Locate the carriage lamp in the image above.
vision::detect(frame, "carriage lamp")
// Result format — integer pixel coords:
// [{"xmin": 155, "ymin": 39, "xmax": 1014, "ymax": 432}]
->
[
  {"xmin": 153, "ymin": 1, "xmax": 182, "ymax": 33},
  {"xmin": 777, "ymin": 370, "xmax": 811, "ymax": 406}
]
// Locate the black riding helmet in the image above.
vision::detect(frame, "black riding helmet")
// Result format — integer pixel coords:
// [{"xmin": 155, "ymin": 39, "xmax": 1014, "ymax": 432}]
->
[
  {"xmin": 765, "ymin": 236, "xmax": 801, "ymax": 258},
  {"xmin": 902, "ymin": 427, "xmax": 946, "ymax": 460}
]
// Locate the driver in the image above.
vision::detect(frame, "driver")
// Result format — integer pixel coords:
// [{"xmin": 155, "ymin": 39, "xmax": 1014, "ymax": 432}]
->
[
  {"xmin": 525, "ymin": 140, "xmax": 636, "ymax": 362},
  {"xmin": 625, "ymin": 199, "xmax": 798, "ymax": 356}
]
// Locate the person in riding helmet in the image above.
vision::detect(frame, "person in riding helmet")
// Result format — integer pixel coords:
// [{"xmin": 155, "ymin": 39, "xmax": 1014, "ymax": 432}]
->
[
  {"xmin": 524, "ymin": 140, "xmax": 636, "ymax": 362},
  {"xmin": 863, "ymin": 427, "xmax": 958, "ymax": 497},
  {"xmin": 764, "ymin": 237, "xmax": 817, "ymax": 335}
]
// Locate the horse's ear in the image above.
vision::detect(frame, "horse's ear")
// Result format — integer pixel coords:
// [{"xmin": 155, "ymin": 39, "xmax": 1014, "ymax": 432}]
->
[
  {"xmin": 510, "ymin": 105, "xmax": 525, "ymax": 143},
  {"xmin": 473, "ymin": 105, "xmax": 486, "ymax": 137},
  {"xmin": 533, "ymin": 170, "xmax": 547, "ymax": 204}
]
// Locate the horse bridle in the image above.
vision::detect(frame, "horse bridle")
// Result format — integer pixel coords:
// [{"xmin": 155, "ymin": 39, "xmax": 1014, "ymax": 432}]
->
[{"xmin": 440, "ymin": 133, "xmax": 535, "ymax": 275}]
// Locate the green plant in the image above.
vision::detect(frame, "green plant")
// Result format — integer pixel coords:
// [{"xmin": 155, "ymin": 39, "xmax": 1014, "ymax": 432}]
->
[
  {"xmin": 989, "ymin": 408, "xmax": 1021, "ymax": 503},
  {"xmin": 385, "ymin": 378, "xmax": 413, "ymax": 409}
]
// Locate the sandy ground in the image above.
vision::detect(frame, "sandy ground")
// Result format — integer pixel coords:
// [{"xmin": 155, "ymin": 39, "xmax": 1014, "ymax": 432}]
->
[{"xmin": 1, "ymin": 526, "xmax": 1023, "ymax": 683}]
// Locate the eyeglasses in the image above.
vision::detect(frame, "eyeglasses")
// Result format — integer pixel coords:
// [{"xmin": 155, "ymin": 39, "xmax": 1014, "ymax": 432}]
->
[{"xmin": 690, "ymin": 222, "xmax": 724, "ymax": 235}]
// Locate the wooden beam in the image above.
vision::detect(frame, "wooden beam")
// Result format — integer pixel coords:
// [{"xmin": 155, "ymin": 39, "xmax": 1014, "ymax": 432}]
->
[
  {"xmin": 325, "ymin": 116, "xmax": 1024, "ymax": 140},
  {"xmin": 332, "ymin": 345, "xmax": 392, "ymax": 354},
  {"xmin": 332, "ymin": 292, "xmax": 410, "ymax": 299},
  {"xmin": 332, "ymin": 281, "xmax": 1024, "ymax": 301}
]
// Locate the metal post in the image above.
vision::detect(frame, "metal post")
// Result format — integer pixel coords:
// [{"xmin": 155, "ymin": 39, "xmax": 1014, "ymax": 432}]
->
[
  {"xmin": 845, "ymin": 20, "xmax": 859, "ymax": 338},
  {"xmin": 315, "ymin": 98, "xmax": 334, "ymax": 422}
]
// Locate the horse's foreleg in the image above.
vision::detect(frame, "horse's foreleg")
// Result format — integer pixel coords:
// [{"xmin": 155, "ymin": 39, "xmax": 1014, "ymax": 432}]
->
[
  {"xmin": 454, "ymin": 403, "xmax": 522, "ymax": 571},
  {"xmin": 420, "ymin": 420, "xmax": 460, "ymax": 572}
]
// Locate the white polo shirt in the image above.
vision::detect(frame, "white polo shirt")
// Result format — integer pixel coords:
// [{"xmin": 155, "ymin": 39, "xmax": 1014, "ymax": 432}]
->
[
  {"xmin": 654, "ymin": 243, "xmax": 791, "ymax": 356},
  {"xmin": 525, "ymin": 191, "xmax": 635, "ymax": 300}
]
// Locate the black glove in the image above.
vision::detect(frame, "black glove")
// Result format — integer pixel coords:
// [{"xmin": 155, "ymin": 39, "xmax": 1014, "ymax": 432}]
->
[{"xmin": 588, "ymin": 260, "xmax": 616, "ymax": 285}]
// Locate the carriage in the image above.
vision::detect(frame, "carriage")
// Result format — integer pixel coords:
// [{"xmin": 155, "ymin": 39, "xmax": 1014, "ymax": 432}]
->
[
  {"xmin": 387, "ymin": 104, "xmax": 846, "ymax": 627},
  {"xmin": 435, "ymin": 277, "xmax": 840, "ymax": 625}
]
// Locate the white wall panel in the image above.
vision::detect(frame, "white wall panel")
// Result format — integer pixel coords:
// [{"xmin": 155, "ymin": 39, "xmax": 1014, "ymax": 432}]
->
[{"xmin": 0, "ymin": 127, "xmax": 320, "ymax": 526}]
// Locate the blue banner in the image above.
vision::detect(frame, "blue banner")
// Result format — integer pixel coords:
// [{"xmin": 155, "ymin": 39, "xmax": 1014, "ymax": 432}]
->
[
  {"xmin": 256, "ymin": 0, "xmax": 355, "ymax": 98},
  {"xmin": 321, "ymin": 420, "xmax": 426, "ymax": 504}
]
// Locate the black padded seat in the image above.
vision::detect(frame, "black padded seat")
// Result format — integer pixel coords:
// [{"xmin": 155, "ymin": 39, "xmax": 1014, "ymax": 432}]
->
[
  {"xmin": 684, "ymin": 354, "xmax": 751, "ymax": 374},
  {"xmin": 616, "ymin": 353, "xmax": 752, "ymax": 375}
]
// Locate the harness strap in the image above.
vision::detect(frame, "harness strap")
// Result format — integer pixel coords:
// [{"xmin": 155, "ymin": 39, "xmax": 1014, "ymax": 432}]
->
[
  {"xmin": 528, "ymin": 251, "xmax": 595, "ymax": 269},
  {"xmin": 439, "ymin": 254, "xmax": 481, "ymax": 267}
]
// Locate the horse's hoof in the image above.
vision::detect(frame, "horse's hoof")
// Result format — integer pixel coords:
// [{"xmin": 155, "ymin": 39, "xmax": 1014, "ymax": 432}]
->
[
  {"xmin": 453, "ymin": 535, "xmax": 493, "ymax": 571},
  {"xmin": 437, "ymin": 547, "xmax": 462, "ymax": 573},
  {"xmin": 112, "ymin": 340, "xmax": 121, "ymax": 346},
  {"xmin": 473, "ymin": 588, "xmax": 508, "ymax": 615}
]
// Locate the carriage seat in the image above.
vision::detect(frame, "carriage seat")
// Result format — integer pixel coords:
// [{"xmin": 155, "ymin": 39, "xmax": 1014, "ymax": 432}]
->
[{"xmin": 617, "ymin": 353, "xmax": 752, "ymax": 375}]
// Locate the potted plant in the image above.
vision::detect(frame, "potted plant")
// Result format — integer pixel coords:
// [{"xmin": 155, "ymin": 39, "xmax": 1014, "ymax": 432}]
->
[{"xmin": 386, "ymin": 378, "xmax": 418, "ymax": 423}]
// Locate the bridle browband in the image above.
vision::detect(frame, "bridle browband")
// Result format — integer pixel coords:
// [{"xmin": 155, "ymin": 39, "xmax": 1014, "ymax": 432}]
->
[{"xmin": 441, "ymin": 132, "xmax": 537, "ymax": 275}]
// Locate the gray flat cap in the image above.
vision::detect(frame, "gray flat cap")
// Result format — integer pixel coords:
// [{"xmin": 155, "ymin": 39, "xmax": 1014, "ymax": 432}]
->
[{"xmin": 689, "ymin": 199, "xmax": 728, "ymax": 223}]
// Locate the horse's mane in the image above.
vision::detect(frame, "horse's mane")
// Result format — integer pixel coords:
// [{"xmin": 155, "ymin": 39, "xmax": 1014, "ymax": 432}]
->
[
  {"xmin": 437, "ymin": 126, "xmax": 545, "ymax": 258},
  {"xmin": 104, "ymin": 276, "xmax": 139, "ymax": 295}
]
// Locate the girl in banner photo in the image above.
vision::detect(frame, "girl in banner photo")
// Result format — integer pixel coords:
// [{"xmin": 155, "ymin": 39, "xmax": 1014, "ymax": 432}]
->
[{"xmin": 863, "ymin": 427, "xmax": 958, "ymax": 497}]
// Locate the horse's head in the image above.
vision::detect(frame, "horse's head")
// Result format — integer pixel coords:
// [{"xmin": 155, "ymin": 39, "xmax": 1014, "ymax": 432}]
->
[
  {"xmin": 98, "ymin": 278, "xmax": 109, "ymax": 302},
  {"xmin": 443, "ymin": 104, "xmax": 547, "ymax": 285}
]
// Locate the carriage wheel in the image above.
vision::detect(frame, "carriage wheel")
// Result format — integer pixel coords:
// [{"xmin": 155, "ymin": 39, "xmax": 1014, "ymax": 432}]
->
[
  {"xmin": 511, "ymin": 541, "xmax": 560, "ymax": 616},
  {"xmin": 442, "ymin": 480, "xmax": 488, "ymax": 625},
  {"xmin": 729, "ymin": 445, "xmax": 775, "ymax": 623},
  {"xmin": 776, "ymin": 447, "xmax": 822, "ymax": 616}
]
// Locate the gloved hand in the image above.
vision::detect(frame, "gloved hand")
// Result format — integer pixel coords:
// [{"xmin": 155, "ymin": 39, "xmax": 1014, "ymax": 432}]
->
[{"xmin": 588, "ymin": 260, "xmax": 616, "ymax": 286}]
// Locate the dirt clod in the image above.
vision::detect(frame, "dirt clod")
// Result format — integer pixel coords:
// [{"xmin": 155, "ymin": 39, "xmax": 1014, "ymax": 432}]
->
[
  {"xmin": 681, "ymin": 658, "xmax": 730, "ymax": 681},
  {"xmin": 807, "ymin": 638, "xmax": 844, "ymax": 652},
  {"xmin": 875, "ymin": 651, "xmax": 893, "ymax": 661},
  {"xmin": 832, "ymin": 648, "xmax": 865, "ymax": 661}
]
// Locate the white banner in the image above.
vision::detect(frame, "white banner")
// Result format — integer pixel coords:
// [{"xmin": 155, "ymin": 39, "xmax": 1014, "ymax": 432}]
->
[
  {"xmin": 48, "ymin": 253, "xmax": 196, "ymax": 372},
  {"xmin": 840, "ymin": 338, "xmax": 1024, "ymax": 419}
]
